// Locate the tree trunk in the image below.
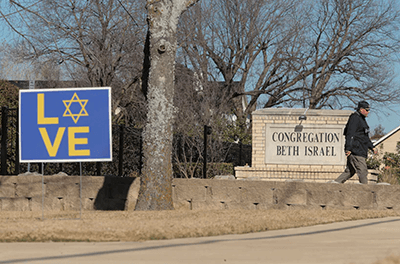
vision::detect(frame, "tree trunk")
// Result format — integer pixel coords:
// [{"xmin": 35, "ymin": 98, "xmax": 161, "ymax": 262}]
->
[{"xmin": 135, "ymin": 0, "xmax": 199, "ymax": 210}]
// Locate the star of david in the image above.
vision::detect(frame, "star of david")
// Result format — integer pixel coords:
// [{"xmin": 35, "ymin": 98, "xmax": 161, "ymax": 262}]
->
[{"xmin": 63, "ymin": 93, "xmax": 89, "ymax": 124}]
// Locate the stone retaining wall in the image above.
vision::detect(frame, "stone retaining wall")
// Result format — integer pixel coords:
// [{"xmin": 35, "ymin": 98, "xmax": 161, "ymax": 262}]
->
[
  {"xmin": 0, "ymin": 173, "xmax": 140, "ymax": 211},
  {"xmin": 1, "ymin": 175, "xmax": 399, "ymax": 211},
  {"xmin": 172, "ymin": 178, "xmax": 399, "ymax": 211}
]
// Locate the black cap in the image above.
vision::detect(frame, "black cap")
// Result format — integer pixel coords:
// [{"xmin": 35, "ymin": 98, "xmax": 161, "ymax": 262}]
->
[{"xmin": 357, "ymin": 101, "xmax": 370, "ymax": 110}]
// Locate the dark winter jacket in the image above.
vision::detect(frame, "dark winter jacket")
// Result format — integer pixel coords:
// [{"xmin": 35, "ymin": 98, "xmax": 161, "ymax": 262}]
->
[{"xmin": 343, "ymin": 111, "xmax": 374, "ymax": 158}]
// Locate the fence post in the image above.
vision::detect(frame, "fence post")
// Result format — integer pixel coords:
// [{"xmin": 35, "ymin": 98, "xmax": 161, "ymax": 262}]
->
[
  {"xmin": 1, "ymin": 106, "xmax": 8, "ymax": 175},
  {"xmin": 96, "ymin": 162, "xmax": 102, "ymax": 176},
  {"xmin": 239, "ymin": 140, "xmax": 243, "ymax": 166},
  {"xmin": 139, "ymin": 130, "xmax": 143, "ymax": 175},
  {"xmin": 118, "ymin": 125, "xmax": 124, "ymax": 176},
  {"xmin": 15, "ymin": 108, "xmax": 20, "ymax": 175},
  {"xmin": 203, "ymin": 125, "xmax": 212, "ymax": 179}
]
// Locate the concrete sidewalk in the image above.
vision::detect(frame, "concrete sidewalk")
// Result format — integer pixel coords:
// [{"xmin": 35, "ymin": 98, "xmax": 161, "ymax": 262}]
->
[{"xmin": 1, "ymin": 217, "xmax": 400, "ymax": 264}]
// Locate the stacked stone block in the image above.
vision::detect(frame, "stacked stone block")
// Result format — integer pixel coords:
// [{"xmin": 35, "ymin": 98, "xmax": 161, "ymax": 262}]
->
[
  {"xmin": 0, "ymin": 176, "xmax": 397, "ymax": 211},
  {"xmin": 172, "ymin": 179, "xmax": 400, "ymax": 211},
  {"xmin": 0, "ymin": 173, "xmax": 140, "ymax": 211}
]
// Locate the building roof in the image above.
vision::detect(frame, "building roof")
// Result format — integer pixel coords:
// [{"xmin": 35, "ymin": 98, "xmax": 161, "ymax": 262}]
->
[
  {"xmin": 8, "ymin": 80, "xmax": 84, "ymax": 89},
  {"xmin": 373, "ymin": 124, "xmax": 400, "ymax": 147}
]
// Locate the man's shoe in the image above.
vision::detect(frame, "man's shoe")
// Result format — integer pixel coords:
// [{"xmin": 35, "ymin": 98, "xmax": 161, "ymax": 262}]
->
[{"xmin": 327, "ymin": 180, "xmax": 339, "ymax": 184}]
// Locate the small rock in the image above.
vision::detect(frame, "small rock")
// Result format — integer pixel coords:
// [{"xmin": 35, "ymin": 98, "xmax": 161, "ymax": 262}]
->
[
  {"xmin": 214, "ymin": 175, "xmax": 236, "ymax": 180},
  {"xmin": 17, "ymin": 171, "xmax": 42, "ymax": 176}
]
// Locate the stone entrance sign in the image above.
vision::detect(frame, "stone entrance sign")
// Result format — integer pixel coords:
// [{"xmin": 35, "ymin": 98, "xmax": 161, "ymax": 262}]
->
[
  {"xmin": 235, "ymin": 108, "xmax": 353, "ymax": 182},
  {"xmin": 266, "ymin": 123, "xmax": 344, "ymax": 165}
]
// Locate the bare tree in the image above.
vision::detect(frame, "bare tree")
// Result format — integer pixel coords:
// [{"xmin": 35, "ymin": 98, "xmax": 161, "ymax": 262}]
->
[
  {"xmin": 172, "ymin": 65, "xmax": 204, "ymax": 178},
  {"xmin": 135, "ymin": 0, "xmax": 199, "ymax": 210},
  {"xmin": 296, "ymin": 0, "xmax": 400, "ymax": 109},
  {"xmin": 179, "ymin": 0, "xmax": 400, "ymax": 124},
  {"xmin": 0, "ymin": 42, "xmax": 60, "ymax": 80},
  {"xmin": 2, "ymin": 0, "xmax": 147, "ymax": 125},
  {"xmin": 178, "ymin": 0, "xmax": 304, "ymax": 136},
  {"xmin": 371, "ymin": 124, "xmax": 386, "ymax": 140},
  {"xmin": 172, "ymin": 65, "xmax": 237, "ymax": 179}
]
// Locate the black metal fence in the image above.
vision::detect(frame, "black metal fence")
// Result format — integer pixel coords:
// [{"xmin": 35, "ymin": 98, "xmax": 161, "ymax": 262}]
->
[
  {"xmin": 1, "ymin": 106, "xmax": 250, "ymax": 177},
  {"xmin": 1, "ymin": 106, "xmax": 19, "ymax": 175}
]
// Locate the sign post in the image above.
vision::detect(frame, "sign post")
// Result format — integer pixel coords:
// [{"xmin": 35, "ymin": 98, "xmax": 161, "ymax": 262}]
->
[
  {"xmin": 19, "ymin": 87, "xmax": 112, "ymax": 163},
  {"xmin": 19, "ymin": 87, "xmax": 112, "ymax": 219},
  {"xmin": 28, "ymin": 79, "xmax": 35, "ymax": 172}
]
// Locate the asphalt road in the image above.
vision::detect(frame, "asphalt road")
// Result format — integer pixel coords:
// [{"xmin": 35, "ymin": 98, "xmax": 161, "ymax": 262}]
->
[{"xmin": 1, "ymin": 217, "xmax": 400, "ymax": 264}]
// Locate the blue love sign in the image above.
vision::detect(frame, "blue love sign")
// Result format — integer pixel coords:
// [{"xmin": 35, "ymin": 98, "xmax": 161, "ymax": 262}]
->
[{"xmin": 19, "ymin": 87, "xmax": 112, "ymax": 162}]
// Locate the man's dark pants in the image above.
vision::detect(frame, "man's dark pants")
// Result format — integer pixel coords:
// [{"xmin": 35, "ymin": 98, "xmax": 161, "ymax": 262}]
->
[{"xmin": 335, "ymin": 155, "xmax": 368, "ymax": 184}]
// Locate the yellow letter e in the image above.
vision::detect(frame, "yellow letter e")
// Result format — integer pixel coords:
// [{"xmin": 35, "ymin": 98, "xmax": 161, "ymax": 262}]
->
[{"xmin": 69, "ymin": 127, "xmax": 90, "ymax": 156}]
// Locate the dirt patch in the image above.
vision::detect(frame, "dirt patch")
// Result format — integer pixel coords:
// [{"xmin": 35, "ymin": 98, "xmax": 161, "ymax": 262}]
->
[
  {"xmin": 1, "ymin": 209, "xmax": 400, "ymax": 242},
  {"xmin": 371, "ymin": 255, "xmax": 400, "ymax": 264}
]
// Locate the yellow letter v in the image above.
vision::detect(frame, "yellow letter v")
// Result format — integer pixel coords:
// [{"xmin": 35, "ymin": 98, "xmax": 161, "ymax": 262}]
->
[{"xmin": 39, "ymin": 127, "xmax": 65, "ymax": 157}]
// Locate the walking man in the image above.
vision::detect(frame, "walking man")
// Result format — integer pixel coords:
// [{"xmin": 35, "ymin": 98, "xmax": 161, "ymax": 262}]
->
[{"xmin": 333, "ymin": 101, "xmax": 377, "ymax": 184}]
